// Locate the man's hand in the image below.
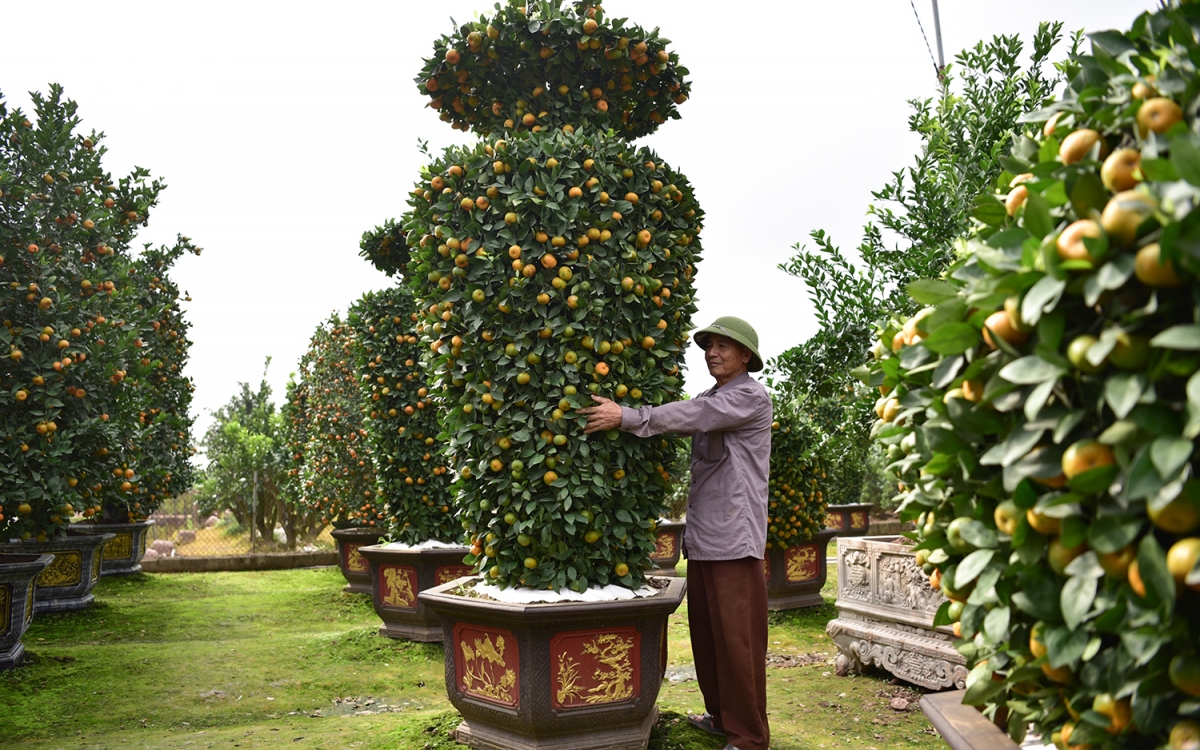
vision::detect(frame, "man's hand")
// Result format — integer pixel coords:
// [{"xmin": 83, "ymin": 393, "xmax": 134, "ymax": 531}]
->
[{"xmin": 578, "ymin": 395, "xmax": 623, "ymax": 434}]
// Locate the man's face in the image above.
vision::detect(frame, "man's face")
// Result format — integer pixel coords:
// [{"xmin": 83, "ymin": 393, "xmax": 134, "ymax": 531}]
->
[{"xmin": 704, "ymin": 333, "xmax": 750, "ymax": 381}]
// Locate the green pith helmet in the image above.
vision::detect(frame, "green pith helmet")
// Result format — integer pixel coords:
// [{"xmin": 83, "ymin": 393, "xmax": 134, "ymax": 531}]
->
[{"xmin": 693, "ymin": 316, "xmax": 763, "ymax": 372}]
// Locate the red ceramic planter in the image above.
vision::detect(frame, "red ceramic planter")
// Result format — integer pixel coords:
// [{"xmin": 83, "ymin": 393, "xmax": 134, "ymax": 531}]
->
[
  {"xmin": 360, "ymin": 543, "xmax": 472, "ymax": 642},
  {"xmin": 330, "ymin": 527, "xmax": 387, "ymax": 595},
  {"xmin": 824, "ymin": 503, "xmax": 872, "ymax": 536},
  {"xmin": 420, "ymin": 576, "xmax": 686, "ymax": 750},
  {"xmin": 646, "ymin": 520, "xmax": 684, "ymax": 577},
  {"xmin": 764, "ymin": 528, "xmax": 837, "ymax": 611}
]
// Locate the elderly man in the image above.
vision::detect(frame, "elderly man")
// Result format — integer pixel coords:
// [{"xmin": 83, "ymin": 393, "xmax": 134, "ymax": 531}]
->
[{"xmin": 579, "ymin": 316, "xmax": 772, "ymax": 750}]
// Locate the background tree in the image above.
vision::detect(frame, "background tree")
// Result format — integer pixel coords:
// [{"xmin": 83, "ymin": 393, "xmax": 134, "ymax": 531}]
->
[
  {"xmin": 768, "ymin": 24, "xmax": 1075, "ymax": 508},
  {"xmin": 195, "ymin": 360, "xmax": 318, "ymax": 547}
]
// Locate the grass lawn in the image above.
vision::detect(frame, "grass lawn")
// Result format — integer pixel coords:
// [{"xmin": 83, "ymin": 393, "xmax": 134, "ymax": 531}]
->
[{"xmin": 0, "ymin": 564, "xmax": 949, "ymax": 750}]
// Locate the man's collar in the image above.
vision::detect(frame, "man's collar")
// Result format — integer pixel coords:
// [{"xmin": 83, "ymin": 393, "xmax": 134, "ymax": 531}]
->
[{"xmin": 714, "ymin": 371, "xmax": 752, "ymax": 391}]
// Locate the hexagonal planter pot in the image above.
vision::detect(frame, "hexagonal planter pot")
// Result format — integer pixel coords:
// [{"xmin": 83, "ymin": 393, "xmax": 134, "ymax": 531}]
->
[
  {"xmin": 330, "ymin": 526, "xmax": 387, "ymax": 595},
  {"xmin": 360, "ymin": 543, "xmax": 472, "ymax": 642},
  {"xmin": 0, "ymin": 531, "xmax": 114, "ymax": 613},
  {"xmin": 825, "ymin": 535, "xmax": 966, "ymax": 691},
  {"xmin": 764, "ymin": 528, "xmax": 837, "ymax": 611},
  {"xmin": 69, "ymin": 519, "xmax": 154, "ymax": 576},
  {"xmin": 824, "ymin": 503, "xmax": 872, "ymax": 537},
  {"xmin": 646, "ymin": 520, "xmax": 684, "ymax": 577},
  {"xmin": 420, "ymin": 576, "xmax": 686, "ymax": 750},
  {"xmin": 0, "ymin": 553, "xmax": 54, "ymax": 670}
]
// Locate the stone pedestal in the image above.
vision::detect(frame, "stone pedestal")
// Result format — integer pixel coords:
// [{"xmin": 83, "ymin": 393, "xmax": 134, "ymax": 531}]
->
[
  {"xmin": 824, "ymin": 503, "xmax": 873, "ymax": 537},
  {"xmin": 360, "ymin": 544, "xmax": 471, "ymax": 642},
  {"xmin": 420, "ymin": 576, "xmax": 686, "ymax": 750},
  {"xmin": 0, "ymin": 531, "xmax": 114, "ymax": 613},
  {"xmin": 70, "ymin": 519, "xmax": 154, "ymax": 576},
  {"xmin": 330, "ymin": 527, "xmax": 386, "ymax": 595},
  {"xmin": 826, "ymin": 535, "xmax": 966, "ymax": 691},
  {"xmin": 0, "ymin": 554, "xmax": 54, "ymax": 670},
  {"xmin": 647, "ymin": 520, "xmax": 683, "ymax": 577},
  {"xmin": 764, "ymin": 528, "xmax": 837, "ymax": 611}
]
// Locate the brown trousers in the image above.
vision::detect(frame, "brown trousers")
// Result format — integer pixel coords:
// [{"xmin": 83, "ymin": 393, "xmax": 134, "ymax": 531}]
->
[{"xmin": 688, "ymin": 557, "xmax": 770, "ymax": 750}]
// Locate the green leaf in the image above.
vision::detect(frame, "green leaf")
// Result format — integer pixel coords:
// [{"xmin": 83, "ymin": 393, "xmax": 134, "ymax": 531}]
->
[
  {"xmin": 1045, "ymin": 623, "xmax": 1089, "ymax": 667},
  {"xmin": 1124, "ymin": 445, "xmax": 1164, "ymax": 502},
  {"xmin": 1025, "ymin": 378, "xmax": 1058, "ymax": 421},
  {"xmin": 983, "ymin": 606, "xmax": 1010, "ymax": 643},
  {"xmin": 1023, "ymin": 190, "xmax": 1054, "ymax": 240},
  {"xmin": 1172, "ymin": 134, "xmax": 1200, "ymax": 187},
  {"xmin": 1021, "ymin": 276, "xmax": 1065, "ymax": 328},
  {"xmin": 1070, "ymin": 172, "xmax": 1109, "ymax": 219},
  {"xmin": 1151, "ymin": 325, "xmax": 1200, "ymax": 350},
  {"xmin": 972, "ymin": 194, "xmax": 1007, "ymax": 227},
  {"xmin": 906, "ymin": 279, "xmax": 960, "ymax": 305},
  {"xmin": 1068, "ymin": 465, "xmax": 1118, "ymax": 495},
  {"xmin": 1120, "ymin": 626, "xmax": 1167, "ymax": 667},
  {"xmin": 1139, "ymin": 158, "xmax": 1179, "ymax": 182},
  {"xmin": 1061, "ymin": 575, "xmax": 1096, "ymax": 631},
  {"xmin": 1151, "ymin": 436, "xmax": 1193, "ymax": 480},
  {"xmin": 963, "ymin": 677, "xmax": 1006, "ymax": 706},
  {"xmin": 1105, "ymin": 372, "xmax": 1147, "ymax": 419},
  {"xmin": 1136, "ymin": 534, "xmax": 1176, "ymax": 614},
  {"xmin": 959, "ymin": 520, "xmax": 998, "ymax": 550},
  {"xmin": 1000, "ymin": 356, "xmax": 1063, "ymax": 385},
  {"xmin": 920, "ymin": 323, "xmax": 980, "ymax": 355},
  {"xmin": 1087, "ymin": 515, "xmax": 1143, "ymax": 554},
  {"xmin": 955, "ymin": 550, "xmax": 995, "ymax": 589}
]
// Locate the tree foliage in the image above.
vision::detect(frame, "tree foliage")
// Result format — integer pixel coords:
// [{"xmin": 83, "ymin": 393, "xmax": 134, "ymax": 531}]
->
[{"xmin": 772, "ymin": 23, "xmax": 1073, "ymax": 402}]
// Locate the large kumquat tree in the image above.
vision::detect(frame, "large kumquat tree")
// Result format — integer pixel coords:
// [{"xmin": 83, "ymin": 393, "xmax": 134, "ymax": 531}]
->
[
  {"xmin": 0, "ymin": 85, "xmax": 197, "ymax": 541},
  {"xmin": 867, "ymin": 4, "xmax": 1200, "ymax": 746},
  {"xmin": 403, "ymin": 0, "xmax": 700, "ymax": 591},
  {"xmin": 291, "ymin": 314, "xmax": 384, "ymax": 530}
]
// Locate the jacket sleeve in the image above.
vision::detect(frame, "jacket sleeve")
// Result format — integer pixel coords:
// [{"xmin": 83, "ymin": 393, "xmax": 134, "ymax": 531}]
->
[{"xmin": 619, "ymin": 384, "xmax": 768, "ymax": 438}]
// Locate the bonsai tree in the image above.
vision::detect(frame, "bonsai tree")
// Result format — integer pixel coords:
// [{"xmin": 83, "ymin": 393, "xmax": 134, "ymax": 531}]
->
[
  {"xmin": 289, "ymin": 314, "xmax": 384, "ymax": 529},
  {"xmin": 349, "ymin": 282, "xmax": 457, "ymax": 544},
  {"xmin": 0, "ymin": 85, "xmax": 197, "ymax": 542},
  {"xmin": 767, "ymin": 400, "xmax": 828, "ymax": 551},
  {"xmin": 405, "ymin": 0, "xmax": 700, "ymax": 592},
  {"xmin": 866, "ymin": 4, "xmax": 1200, "ymax": 746}
]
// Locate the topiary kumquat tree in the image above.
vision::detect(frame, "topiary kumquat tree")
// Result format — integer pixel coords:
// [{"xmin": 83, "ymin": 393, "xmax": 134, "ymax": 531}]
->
[
  {"xmin": 0, "ymin": 85, "xmax": 197, "ymax": 541},
  {"xmin": 293, "ymin": 314, "xmax": 384, "ymax": 530},
  {"xmin": 404, "ymin": 0, "xmax": 700, "ymax": 592},
  {"xmin": 865, "ymin": 5, "xmax": 1200, "ymax": 746},
  {"xmin": 766, "ymin": 400, "xmax": 827, "ymax": 551},
  {"xmin": 350, "ymin": 284, "xmax": 457, "ymax": 544}
]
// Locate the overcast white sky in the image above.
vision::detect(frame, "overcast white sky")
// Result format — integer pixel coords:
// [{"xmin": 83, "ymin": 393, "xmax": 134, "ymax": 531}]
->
[{"xmin": 4, "ymin": 0, "xmax": 1157, "ymax": 446}]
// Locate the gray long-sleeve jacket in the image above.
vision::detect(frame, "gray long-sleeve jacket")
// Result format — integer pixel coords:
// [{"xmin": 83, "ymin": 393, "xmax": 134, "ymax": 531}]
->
[{"xmin": 619, "ymin": 372, "xmax": 773, "ymax": 560}]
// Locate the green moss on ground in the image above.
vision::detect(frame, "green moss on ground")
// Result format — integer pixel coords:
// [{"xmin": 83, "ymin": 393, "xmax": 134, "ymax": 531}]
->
[{"xmin": 0, "ymin": 566, "xmax": 947, "ymax": 749}]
